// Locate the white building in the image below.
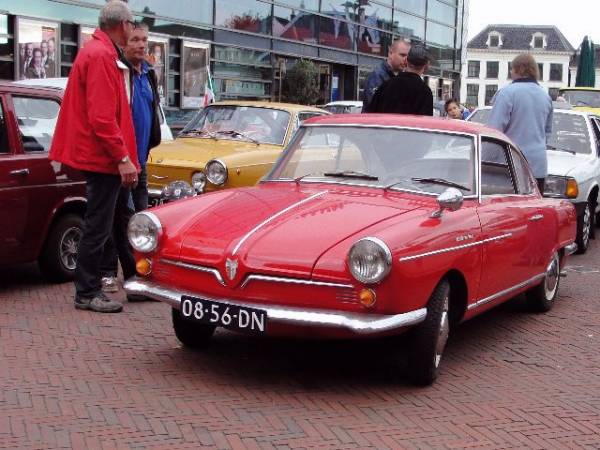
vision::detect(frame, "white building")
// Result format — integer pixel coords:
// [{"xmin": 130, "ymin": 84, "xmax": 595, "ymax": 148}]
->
[
  {"xmin": 568, "ymin": 46, "xmax": 600, "ymax": 88},
  {"xmin": 460, "ymin": 25, "xmax": 574, "ymax": 107}
]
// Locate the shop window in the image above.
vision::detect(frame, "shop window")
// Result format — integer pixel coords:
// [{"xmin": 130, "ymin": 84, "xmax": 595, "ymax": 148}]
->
[
  {"xmin": 426, "ymin": 22, "xmax": 455, "ymax": 48},
  {"xmin": 427, "ymin": 0, "xmax": 456, "ymax": 26},
  {"xmin": 215, "ymin": 0, "xmax": 271, "ymax": 35},
  {"xmin": 272, "ymin": 6, "xmax": 318, "ymax": 43},
  {"xmin": 392, "ymin": 11, "xmax": 425, "ymax": 40}
]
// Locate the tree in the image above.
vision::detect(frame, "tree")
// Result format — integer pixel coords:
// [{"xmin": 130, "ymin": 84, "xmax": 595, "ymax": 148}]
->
[{"xmin": 282, "ymin": 59, "xmax": 320, "ymax": 105}]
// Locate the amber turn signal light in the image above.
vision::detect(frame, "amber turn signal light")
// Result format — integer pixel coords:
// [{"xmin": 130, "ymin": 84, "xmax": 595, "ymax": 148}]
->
[
  {"xmin": 359, "ymin": 288, "xmax": 377, "ymax": 308},
  {"xmin": 136, "ymin": 258, "xmax": 152, "ymax": 276},
  {"xmin": 566, "ymin": 179, "xmax": 578, "ymax": 198}
]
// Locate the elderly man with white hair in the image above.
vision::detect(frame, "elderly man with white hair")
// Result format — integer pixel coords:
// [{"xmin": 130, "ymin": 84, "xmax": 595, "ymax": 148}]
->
[{"xmin": 49, "ymin": 0, "xmax": 139, "ymax": 313}]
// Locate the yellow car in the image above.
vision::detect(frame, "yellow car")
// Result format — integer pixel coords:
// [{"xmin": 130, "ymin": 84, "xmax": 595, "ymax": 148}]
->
[
  {"xmin": 559, "ymin": 87, "xmax": 600, "ymax": 114},
  {"xmin": 147, "ymin": 101, "xmax": 328, "ymax": 203}
]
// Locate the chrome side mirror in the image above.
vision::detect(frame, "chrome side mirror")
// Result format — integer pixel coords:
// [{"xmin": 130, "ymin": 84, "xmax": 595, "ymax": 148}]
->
[{"xmin": 430, "ymin": 188, "xmax": 463, "ymax": 218}]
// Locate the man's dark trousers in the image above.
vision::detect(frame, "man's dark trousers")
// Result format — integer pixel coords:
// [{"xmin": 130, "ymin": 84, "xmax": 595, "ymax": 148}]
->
[{"xmin": 76, "ymin": 171, "xmax": 136, "ymax": 298}]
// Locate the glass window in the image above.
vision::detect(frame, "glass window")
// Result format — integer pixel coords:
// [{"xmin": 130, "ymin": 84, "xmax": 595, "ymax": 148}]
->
[
  {"xmin": 561, "ymin": 89, "xmax": 600, "ymax": 108},
  {"xmin": 393, "ymin": 11, "xmax": 425, "ymax": 40},
  {"xmin": 427, "ymin": 0, "xmax": 456, "ymax": 26},
  {"xmin": 84, "ymin": 0, "xmax": 213, "ymax": 25},
  {"xmin": 0, "ymin": 98, "xmax": 7, "ymax": 153},
  {"xmin": 273, "ymin": 6, "xmax": 318, "ymax": 43},
  {"xmin": 550, "ymin": 63, "xmax": 563, "ymax": 81},
  {"xmin": 467, "ymin": 107, "xmax": 489, "ymax": 124},
  {"xmin": 277, "ymin": 0, "xmax": 319, "ymax": 11},
  {"xmin": 319, "ymin": 16, "xmax": 353, "ymax": 50},
  {"xmin": 213, "ymin": 62, "xmax": 271, "ymax": 81},
  {"xmin": 395, "ymin": 0, "xmax": 426, "ymax": 16},
  {"xmin": 358, "ymin": 30, "xmax": 390, "ymax": 57},
  {"xmin": 298, "ymin": 112, "xmax": 326, "ymax": 122},
  {"xmin": 358, "ymin": 3, "xmax": 393, "ymax": 31},
  {"xmin": 538, "ymin": 63, "xmax": 544, "ymax": 80},
  {"xmin": 426, "ymin": 22, "xmax": 455, "ymax": 47},
  {"xmin": 534, "ymin": 36, "xmax": 544, "ymax": 48},
  {"xmin": 466, "ymin": 84, "xmax": 479, "ymax": 106},
  {"xmin": 486, "ymin": 61, "xmax": 499, "ymax": 79},
  {"xmin": 548, "ymin": 87, "xmax": 559, "ymax": 100},
  {"xmin": 485, "ymin": 85, "xmax": 497, "ymax": 106},
  {"xmin": 480, "ymin": 139, "xmax": 515, "ymax": 195},
  {"xmin": 213, "ymin": 79, "xmax": 271, "ymax": 100},
  {"xmin": 467, "ymin": 60, "xmax": 480, "ymax": 78},
  {"xmin": 507, "ymin": 62, "xmax": 512, "ymax": 79},
  {"xmin": 215, "ymin": 0, "xmax": 271, "ymax": 35},
  {"xmin": 547, "ymin": 112, "xmax": 592, "ymax": 155},
  {"xmin": 489, "ymin": 35, "xmax": 499, "ymax": 47},
  {"xmin": 213, "ymin": 46, "xmax": 270, "ymax": 66},
  {"xmin": 3, "ymin": 0, "xmax": 98, "ymax": 25},
  {"xmin": 12, "ymin": 96, "xmax": 60, "ymax": 153},
  {"xmin": 510, "ymin": 147, "xmax": 535, "ymax": 194}
]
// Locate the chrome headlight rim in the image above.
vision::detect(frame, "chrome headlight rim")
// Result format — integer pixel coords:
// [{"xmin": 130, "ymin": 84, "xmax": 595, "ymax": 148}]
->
[
  {"xmin": 127, "ymin": 211, "xmax": 163, "ymax": 253},
  {"xmin": 162, "ymin": 180, "xmax": 195, "ymax": 200},
  {"xmin": 205, "ymin": 159, "xmax": 228, "ymax": 185},
  {"xmin": 347, "ymin": 236, "xmax": 392, "ymax": 285},
  {"xmin": 191, "ymin": 171, "xmax": 207, "ymax": 193}
]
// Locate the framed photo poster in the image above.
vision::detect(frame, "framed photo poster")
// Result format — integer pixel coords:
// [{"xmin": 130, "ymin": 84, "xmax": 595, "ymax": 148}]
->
[
  {"xmin": 181, "ymin": 40, "xmax": 210, "ymax": 108},
  {"xmin": 147, "ymin": 34, "xmax": 168, "ymax": 106},
  {"xmin": 79, "ymin": 25, "xmax": 95, "ymax": 49},
  {"xmin": 15, "ymin": 17, "xmax": 59, "ymax": 80}
]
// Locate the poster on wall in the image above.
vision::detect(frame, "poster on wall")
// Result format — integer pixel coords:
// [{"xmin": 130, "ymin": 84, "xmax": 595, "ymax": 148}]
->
[
  {"xmin": 79, "ymin": 26, "xmax": 95, "ymax": 49},
  {"xmin": 181, "ymin": 40, "xmax": 210, "ymax": 108},
  {"xmin": 147, "ymin": 34, "xmax": 168, "ymax": 106},
  {"xmin": 15, "ymin": 17, "xmax": 59, "ymax": 80}
]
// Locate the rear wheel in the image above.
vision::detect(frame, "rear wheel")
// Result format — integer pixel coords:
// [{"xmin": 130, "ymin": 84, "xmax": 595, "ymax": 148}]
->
[
  {"xmin": 172, "ymin": 308, "xmax": 216, "ymax": 349},
  {"xmin": 575, "ymin": 202, "xmax": 592, "ymax": 254},
  {"xmin": 38, "ymin": 214, "xmax": 83, "ymax": 282},
  {"xmin": 526, "ymin": 252, "xmax": 560, "ymax": 313},
  {"xmin": 408, "ymin": 280, "xmax": 450, "ymax": 386}
]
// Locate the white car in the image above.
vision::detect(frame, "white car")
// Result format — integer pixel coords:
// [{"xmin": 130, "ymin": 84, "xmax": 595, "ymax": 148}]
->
[
  {"xmin": 468, "ymin": 106, "xmax": 600, "ymax": 253},
  {"xmin": 322, "ymin": 100, "xmax": 363, "ymax": 114},
  {"xmin": 15, "ymin": 77, "xmax": 174, "ymax": 141}
]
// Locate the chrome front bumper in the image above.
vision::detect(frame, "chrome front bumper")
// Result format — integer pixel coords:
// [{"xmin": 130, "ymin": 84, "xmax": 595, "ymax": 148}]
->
[{"xmin": 124, "ymin": 278, "xmax": 427, "ymax": 335}]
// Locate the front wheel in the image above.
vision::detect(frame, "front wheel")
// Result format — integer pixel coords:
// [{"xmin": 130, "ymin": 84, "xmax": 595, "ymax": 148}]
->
[
  {"xmin": 172, "ymin": 308, "xmax": 216, "ymax": 349},
  {"xmin": 38, "ymin": 214, "xmax": 83, "ymax": 282},
  {"xmin": 526, "ymin": 252, "xmax": 560, "ymax": 313},
  {"xmin": 408, "ymin": 280, "xmax": 450, "ymax": 386},
  {"xmin": 575, "ymin": 202, "xmax": 592, "ymax": 254}
]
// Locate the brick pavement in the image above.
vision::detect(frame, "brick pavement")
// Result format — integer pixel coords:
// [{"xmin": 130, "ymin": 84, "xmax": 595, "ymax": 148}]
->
[{"xmin": 1, "ymin": 241, "xmax": 600, "ymax": 449}]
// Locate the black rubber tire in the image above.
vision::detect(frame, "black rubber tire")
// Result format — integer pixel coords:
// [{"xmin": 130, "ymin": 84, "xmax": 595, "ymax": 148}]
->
[
  {"xmin": 526, "ymin": 252, "xmax": 560, "ymax": 313},
  {"xmin": 172, "ymin": 308, "xmax": 216, "ymax": 349},
  {"xmin": 575, "ymin": 202, "xmax": 592, "ymax": 254},
  {"xmin": 408, "ymin": 280, "xmax": 450, "ymax": 386},
  {"xmin": 38, "ymin": 213, "xmax": 83, "ymax": 282}
]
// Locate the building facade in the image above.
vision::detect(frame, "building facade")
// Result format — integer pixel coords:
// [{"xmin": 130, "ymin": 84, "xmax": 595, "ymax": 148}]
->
[
  {"xmin": 460, "ymin": 25, "xmax": 574, "ymax": 108},
  {"xmin": 0, "ymin": 0, "xmax": 468, "ymax": 111}
]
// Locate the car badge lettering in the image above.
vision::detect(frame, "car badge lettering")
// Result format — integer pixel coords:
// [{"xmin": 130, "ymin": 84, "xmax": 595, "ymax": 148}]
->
[{"xmin": 225, "ymin": 258, "xmax": 238, "ymax": 280}]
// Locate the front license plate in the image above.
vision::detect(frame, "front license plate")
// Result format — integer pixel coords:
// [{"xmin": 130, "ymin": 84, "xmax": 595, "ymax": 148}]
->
[
  {"xmin": 148, "ymin": 197, "xmax": 163, "ymax": 208},
  {"xmin": 180, "ymin": 295, "xmax": 267, "ymax": 334}
]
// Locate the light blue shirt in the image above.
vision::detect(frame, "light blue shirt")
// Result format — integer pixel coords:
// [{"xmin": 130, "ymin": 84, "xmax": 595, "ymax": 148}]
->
[{"xmin": 487, "ymin": 79, "xmax": 553, "ymax": 178}]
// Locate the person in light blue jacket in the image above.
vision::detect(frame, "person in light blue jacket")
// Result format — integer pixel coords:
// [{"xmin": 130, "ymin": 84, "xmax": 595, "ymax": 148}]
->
[{"xmin": 487, "ymin": 53, "xmax": 553, "ymax": 193}]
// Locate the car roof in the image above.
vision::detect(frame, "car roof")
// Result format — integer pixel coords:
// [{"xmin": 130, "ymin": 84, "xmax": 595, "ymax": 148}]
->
[
  {"xmin": 472, "ymin": 105, "xmax": 593, "ymax": 117},
  {"xmin": 303, "ymin": 113, "xmax": 507, "ymax": 138},
  {"xmin": 559, "ymin": 87, "xmax": 600, "ymax": 92},
  {"xmin": 13, "ymin": 77, "xmax": 67, "ymax": 90},
  {"xmin": 0, "ymin": 79, "xmax": 64, "ymax": 96},
  {"xmin": 215, "ymin": 100, "xmax": 326, "ymax": 113}
]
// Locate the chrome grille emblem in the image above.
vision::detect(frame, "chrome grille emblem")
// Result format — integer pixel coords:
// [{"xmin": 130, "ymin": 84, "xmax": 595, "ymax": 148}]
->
[{"xmin": 225, "ymin": 258, "xmax": 238, "ymax": 280}]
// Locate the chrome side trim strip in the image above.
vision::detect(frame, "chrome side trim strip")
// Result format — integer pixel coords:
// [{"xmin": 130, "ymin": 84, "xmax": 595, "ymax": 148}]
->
[
  {"xmin": 240, "ymin": 274, "xmax": 354, "ymax": 289},
  {"xmin": 231, "ymin": 190, "xmax": 328, "ymax": 255},
  {"xmin": 398, "ymin": 233, "xmax": 512, "ymax": 262},
  {"xmin": 124, "ymin": 278, "xmax": 427, "ymax": 335},
  {"xmin": 160, "ymin": 258, "xmax": 226, "ymax": 286},
  {"xmin": 467, "ymin": 273, "xmax": 545, "ymax": 311},
  {"xmin": 564, "ymin": 242, "xmax": 577, "ymax": 256}
]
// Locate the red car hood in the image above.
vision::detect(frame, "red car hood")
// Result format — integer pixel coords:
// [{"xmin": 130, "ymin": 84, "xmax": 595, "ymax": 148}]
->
[{"xmin": 168, "ymin": 183, "xmax": 427, "ymax": 280}]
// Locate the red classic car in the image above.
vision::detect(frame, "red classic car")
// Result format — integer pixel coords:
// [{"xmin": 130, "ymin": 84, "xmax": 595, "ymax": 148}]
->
[
  {"xmin": 0, "ymin": 81, "xmax": 85, "ymax": 280},
  {"xmin": 124, "ymin": 114, "xmax": 577, "ymax": 385}
]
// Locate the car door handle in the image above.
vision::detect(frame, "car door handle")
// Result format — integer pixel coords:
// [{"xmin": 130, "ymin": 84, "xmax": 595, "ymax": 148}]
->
[
  {"xmin": 529, "ymin": 213, "xmax": 544, "ymax": 222},
  {"xmin": 10, "ymin": 168, "xmax": 29, "ymax": 176}
]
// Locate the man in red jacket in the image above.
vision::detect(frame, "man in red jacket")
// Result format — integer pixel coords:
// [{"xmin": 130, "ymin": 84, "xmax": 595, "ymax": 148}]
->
[{"xmin": 49, "ymin": 0, "xmax": 138, "ymax": 313}]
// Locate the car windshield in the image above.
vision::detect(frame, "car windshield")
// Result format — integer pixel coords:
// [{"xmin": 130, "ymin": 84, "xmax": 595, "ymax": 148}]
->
[
  {"xmin": 561, "ymin": 90, "xmax": 600, "ymax": 108},
  {"xmin": 180, "ymin": 105, "xmax": 291, "ymax": 145},
  {"xmin": 469, "ymin": 110, "xmax": 591, "ymax": 155},
  {"xmin": 324, "ymin": 105, "xmax": 362, "ymax": 114},
  {"xmin": 266, "ymin": 126, "xmax": 476, "ymax": 195}
]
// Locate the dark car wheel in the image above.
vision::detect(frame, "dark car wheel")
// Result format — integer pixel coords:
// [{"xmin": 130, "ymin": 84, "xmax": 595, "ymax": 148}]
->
[
  {"xmin": 575, "ymin": 202, "xmax": 592, "ymax": 254},
  {"xmin": 38, "ymin": 214, "xmax": 83, "ymax": 282},
  {"xmin": 408, "ymin": 279, "xmax": 450, "ymax": 386},
  {"xmin": 526, "ymin": 252, "xmax": 560, "ymax": 313},
  {"xmin": 172, "ymin": 308, "xmax": 216, "ymax": 349}
]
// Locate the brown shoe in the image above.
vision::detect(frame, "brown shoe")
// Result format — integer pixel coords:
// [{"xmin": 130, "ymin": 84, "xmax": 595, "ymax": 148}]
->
[{"xmin": 75, "ymin": 293, "xmax": 123, "ymax": 313}]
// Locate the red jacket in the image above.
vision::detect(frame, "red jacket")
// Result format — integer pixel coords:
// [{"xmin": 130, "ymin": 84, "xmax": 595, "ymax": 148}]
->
[{"xmin": 49, "ymin": 29, "xmax": 139, "ymax": 174}]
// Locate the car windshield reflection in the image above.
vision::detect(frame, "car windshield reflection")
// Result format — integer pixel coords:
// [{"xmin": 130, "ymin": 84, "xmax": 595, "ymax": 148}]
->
[
  {"xmin": 561, "ymin": 90, "xmax": 600, "ymax": 108},
  {"xmin": 267, "ymin": 126, "xmax": 476, "ymax": 195}
]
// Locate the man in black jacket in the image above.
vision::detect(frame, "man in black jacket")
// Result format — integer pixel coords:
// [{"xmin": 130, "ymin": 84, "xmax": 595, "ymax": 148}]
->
[{"xmin": 368, "ymin": 45, "xmax": 433, "ymax": 116}]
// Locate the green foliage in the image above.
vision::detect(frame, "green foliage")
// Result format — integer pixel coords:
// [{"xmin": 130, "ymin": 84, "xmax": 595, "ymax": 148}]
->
[{"xmin": 282, "ymin": 59, "xmax": 320, "ymax": 105}]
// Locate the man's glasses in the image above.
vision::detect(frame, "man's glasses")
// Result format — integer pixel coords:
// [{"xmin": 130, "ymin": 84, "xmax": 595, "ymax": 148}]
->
[{"xmin": 125, "ymin": 20, "xmax": 138, "ymax": 28}]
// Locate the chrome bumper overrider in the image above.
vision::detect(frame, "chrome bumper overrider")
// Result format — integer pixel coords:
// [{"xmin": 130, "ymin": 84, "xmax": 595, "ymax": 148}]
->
[
  {"xmin": 148, "ymin": 188, "xmax": 162, "ymax": 198},
  {"xmin": 124, "ymin": 278, "xmax": 427, "ymax": 335},
  {"xmin": 565, "ymin": 242, "xmax": 577, "ymax": 256}
]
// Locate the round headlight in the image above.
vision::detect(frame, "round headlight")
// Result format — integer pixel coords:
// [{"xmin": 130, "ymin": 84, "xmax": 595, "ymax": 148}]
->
[
  {"xmin": 191, "ymin": 171, "xmax": 206, "ymax": 193},
  {"xmin": 162, "ymin": 180, "xmax": 195, "ymax": 200},
  {"xmin": 128, "ymin": 212, "xmax": 162, "ymax": 253},
  {"xmin": 347, "ymin": 237, "xmax": 392, "ymax": 284},
  {"xmin": 205, "ymin": 159, "xmax": 228, "ymax": 185}
]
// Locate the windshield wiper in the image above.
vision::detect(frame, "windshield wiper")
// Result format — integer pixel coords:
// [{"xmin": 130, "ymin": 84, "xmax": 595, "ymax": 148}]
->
[
  {"xmin": 323, "ymin": 170, "xmax": 379, "ymax": 181},
  {"xmin": 547, "ymin": 144, "xmax": 576, "ymax": 154},
  {"xmin": 412, "ymin": 177, "xmax": 469, "ymax": 191},
  {"xmin": 179, "ymin": 129, "xmax": 217, "ymax": 139},
  {"xmin": 217, "ymin": 129, "xmax": 260, "ymax": 145}
]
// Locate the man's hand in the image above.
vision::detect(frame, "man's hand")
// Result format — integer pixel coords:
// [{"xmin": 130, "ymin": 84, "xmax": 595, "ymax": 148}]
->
[{"xmin": 118, "ymin": 159, "xmax": 138, "ymax": 188}]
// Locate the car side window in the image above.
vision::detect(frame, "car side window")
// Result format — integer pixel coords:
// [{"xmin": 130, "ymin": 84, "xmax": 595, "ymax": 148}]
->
[
  {"xmin": 12, "ymin": 95, "xmax": 60, "ymax": 152},
  {"xmin": 590, "ymin": 118, "xmax": 600, "ymax": 154},
  {"xmin": 509, "ymin": 147, "xmax": 535, "ymax": 194},
  {"xmin": 0, "ymin": 99, "xmax": 8, "ymax": 154},
  {"xmin": 298, "ymin": 112, "xmax": 324, "ymax": 122},
  {"xmin": 480, "ymin": 139, "xmax": 516, "ymax": 195}
]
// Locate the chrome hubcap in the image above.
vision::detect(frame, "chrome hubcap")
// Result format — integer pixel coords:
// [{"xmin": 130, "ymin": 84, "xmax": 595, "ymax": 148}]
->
[
  {"xmin": 60, "ymin": 227, "xmax": 82, "ymax": 270},
  {"xmin": 434, "ymin": 294, "xmax": 450, "ymax": 368},
  {"xmin": 544, "ymin": 253, "xmax": 560, "ymax": 300},
  {"xmin": 582, "ymin": 205, "xmax": 591, "ymax": 247}
]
